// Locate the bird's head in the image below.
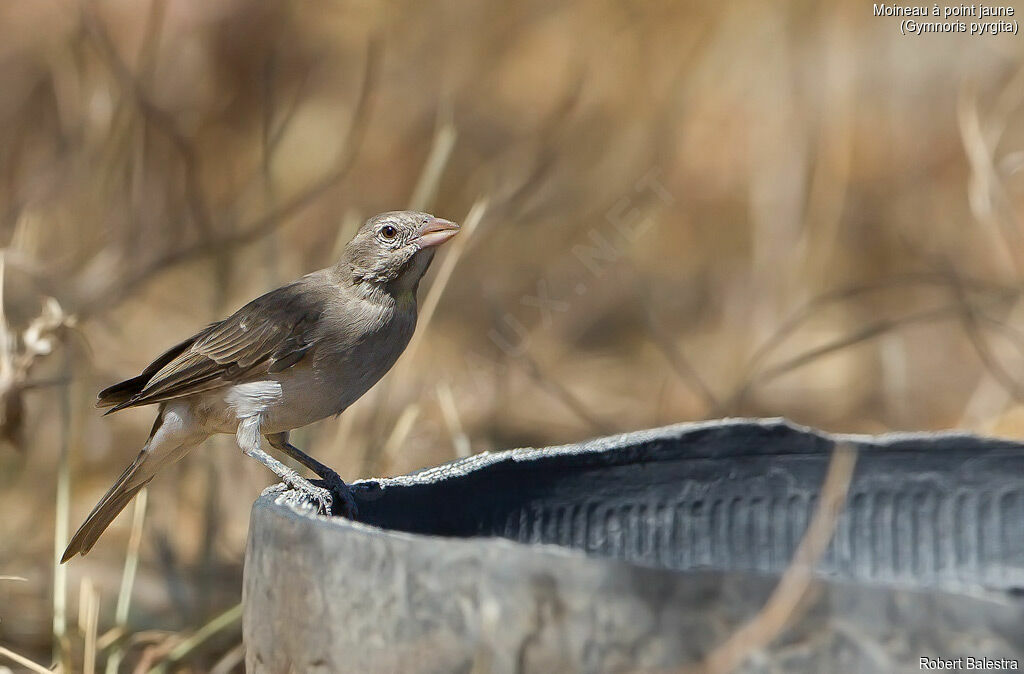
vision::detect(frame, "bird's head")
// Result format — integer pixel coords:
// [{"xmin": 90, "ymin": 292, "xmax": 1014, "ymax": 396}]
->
[{"xmin": 342, "ymin": 211, "xmax": 460, "ymax": 295}]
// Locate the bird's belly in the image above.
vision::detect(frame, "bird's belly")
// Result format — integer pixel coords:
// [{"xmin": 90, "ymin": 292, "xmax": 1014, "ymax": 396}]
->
[
  {"xmin": 197, "ymin": 312, "xmax": 415, "ymax": 436},
  {"xmin": 200, "ymin": 369, "xmax": 344, "ymax": 435}
]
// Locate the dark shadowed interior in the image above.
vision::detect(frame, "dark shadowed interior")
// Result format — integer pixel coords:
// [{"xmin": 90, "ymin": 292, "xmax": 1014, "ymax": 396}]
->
[{"xmin": 341, "ymin": 420, "xmax": 1024, "ymax": 593}]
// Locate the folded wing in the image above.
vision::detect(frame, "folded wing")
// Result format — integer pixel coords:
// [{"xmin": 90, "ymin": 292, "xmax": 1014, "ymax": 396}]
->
[{"xmin": 97, "ymin": 280, "xmax": 325, "ymax": 413}]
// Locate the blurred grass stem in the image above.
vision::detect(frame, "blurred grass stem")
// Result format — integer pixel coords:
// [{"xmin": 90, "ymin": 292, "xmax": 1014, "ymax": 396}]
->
[
  {"xmin": 0, "ymin": 646, "xmax": 54, "ymax": 674},
  {"xmin": 682, "ymin": 442, "xmax": 858, "ymax": 674},
  {"xmin": 80, "ymin": 578, "xmax": 100, "ymax": 674},
  {"xmin": 148, "ymin": 602, "xmax": 242, "ymax": 674},
  {"xmin": 104, "ymin": 488, "xmax": 148, "ymax": 674}
]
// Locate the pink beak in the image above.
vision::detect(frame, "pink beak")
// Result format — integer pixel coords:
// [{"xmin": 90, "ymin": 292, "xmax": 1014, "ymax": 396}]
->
[{"xmin": 415, "ymin": 217, "xmax": 460, "ymax": 249}]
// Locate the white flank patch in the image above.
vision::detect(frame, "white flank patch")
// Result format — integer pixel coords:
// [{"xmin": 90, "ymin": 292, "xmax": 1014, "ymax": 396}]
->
[{"xmin": 225, "ymin": 381, "xmax": 284, "ymax": 418}]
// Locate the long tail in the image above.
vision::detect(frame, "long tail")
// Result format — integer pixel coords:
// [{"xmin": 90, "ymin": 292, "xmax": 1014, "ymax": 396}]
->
[{"xmin": 61, "ymin": 449, "xmax": 154, "ymax": 562}]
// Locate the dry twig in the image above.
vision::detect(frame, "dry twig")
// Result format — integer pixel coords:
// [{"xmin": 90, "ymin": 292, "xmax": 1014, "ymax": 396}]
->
[{"xmin": 675, "ymin": 442, "xmax": 858, "ymax": 674}]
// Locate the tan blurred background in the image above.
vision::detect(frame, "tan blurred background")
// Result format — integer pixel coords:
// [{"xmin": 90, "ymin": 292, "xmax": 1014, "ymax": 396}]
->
[{"xmin": 1, "ymin": 0, "xmax": 1023, "ymax": 671}]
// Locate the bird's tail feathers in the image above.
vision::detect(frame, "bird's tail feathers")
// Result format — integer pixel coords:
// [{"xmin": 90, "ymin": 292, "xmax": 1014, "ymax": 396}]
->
[
  {"xmin": 61, "ymin": 449, "xmax": 153, "ymax": 563},
  {"xmin": 96, "ymin": 374, "xmax": 149, "ymax": 409}
]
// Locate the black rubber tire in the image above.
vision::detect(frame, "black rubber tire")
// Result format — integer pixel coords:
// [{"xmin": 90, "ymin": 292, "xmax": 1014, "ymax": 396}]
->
[{"xmin": 243, "ymin": 418, "xmax": 1024, "ymax": 673}]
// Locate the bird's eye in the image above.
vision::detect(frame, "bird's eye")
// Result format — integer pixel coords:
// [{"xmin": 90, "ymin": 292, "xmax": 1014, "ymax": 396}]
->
[{"xmin": 380, "ymin": 225, "xmax": 398, "ymax": 240}]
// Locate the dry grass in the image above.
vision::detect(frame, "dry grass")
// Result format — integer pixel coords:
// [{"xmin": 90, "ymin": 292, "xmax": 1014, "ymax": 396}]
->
[
  {"xmin": 0, "ymin": 0, "xmax": 1022, "ymax": 671},
  {"xmin": 678, "ymin": 442, "xmax": 858, "ymax": 674}
]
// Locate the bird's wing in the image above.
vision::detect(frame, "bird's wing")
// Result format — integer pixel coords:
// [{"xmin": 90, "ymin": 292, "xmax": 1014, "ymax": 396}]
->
[{"xmin": 99, "ymin": 280, "xmax": 326, "ymax": 413}]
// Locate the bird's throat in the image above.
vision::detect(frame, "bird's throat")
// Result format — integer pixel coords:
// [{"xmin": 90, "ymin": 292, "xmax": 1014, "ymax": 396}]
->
[{"xmin": 394, "ymin": 288, "xmax": 416, "ymax": 312}]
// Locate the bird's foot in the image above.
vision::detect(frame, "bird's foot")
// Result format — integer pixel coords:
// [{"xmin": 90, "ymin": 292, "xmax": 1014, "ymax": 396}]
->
[
  {"xmin": 307, "ymin": 483, "xmax": 334, "ymax": 516},
  {"xmin": 278, "ymin": 478, "xmax": 333, "ymax": 516},
  {"xmin": 312, "ymin": 475, "xmax": 359, "ymax": 519}
]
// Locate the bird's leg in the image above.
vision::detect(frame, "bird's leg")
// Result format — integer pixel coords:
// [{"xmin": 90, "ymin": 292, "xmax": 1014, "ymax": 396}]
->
[
  {"xmin": 266, "ymin": 431, "xmax": 358, "ymax": 518},
  {"xmin": 236, "ymin": 416, "xmax": 333, "ymax": 515}
]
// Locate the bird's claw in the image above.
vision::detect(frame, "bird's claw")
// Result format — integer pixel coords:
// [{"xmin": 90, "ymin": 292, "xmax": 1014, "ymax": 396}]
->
[
  {"xmin": 283, "ymin": 481, "xmax": 333, "ymax": 515},
  {"xmin": 312, "ymin": 476, "xmax": 359, "ymax": 519},
  {"xmin": 335, "ymin": 485, "xmax": 358, "ymax": 519},
  {"xmin": 309, "ymin": 484, "xmax": 333, "ymax": 516},
  {"xmin": 268, "ymin": 481, "xmax": 333, "ymax": 516}
]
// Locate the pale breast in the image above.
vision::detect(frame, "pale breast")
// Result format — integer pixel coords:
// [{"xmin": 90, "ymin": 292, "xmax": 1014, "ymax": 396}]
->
[
  {"xmin": 199, "ymin": 298, "xmax": 417, "ymax": 435},
  {"xmin": 320, "ymin": 302, "xmax": 417, "ymax": 412}
]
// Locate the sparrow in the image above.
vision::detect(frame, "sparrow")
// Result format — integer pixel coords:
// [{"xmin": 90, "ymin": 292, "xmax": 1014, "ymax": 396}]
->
[{"xmin": 62, "ymin": 211, "xmax": 460, "ymax": 562}]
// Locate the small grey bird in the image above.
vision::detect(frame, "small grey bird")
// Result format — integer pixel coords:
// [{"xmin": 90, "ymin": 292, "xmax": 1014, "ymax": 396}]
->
[{"xmin": 62, "ymin": 211, "xmax": 459, "ymax": 562}]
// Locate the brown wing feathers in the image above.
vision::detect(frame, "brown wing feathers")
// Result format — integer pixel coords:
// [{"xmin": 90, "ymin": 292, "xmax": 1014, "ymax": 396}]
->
[
  {"xmin": 96, "ymin": 283, "xmax": 323, "ymax": 414},
  {"xmin": 96, "ymin": 337, "xmax": 199, "ymax": 410}
]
